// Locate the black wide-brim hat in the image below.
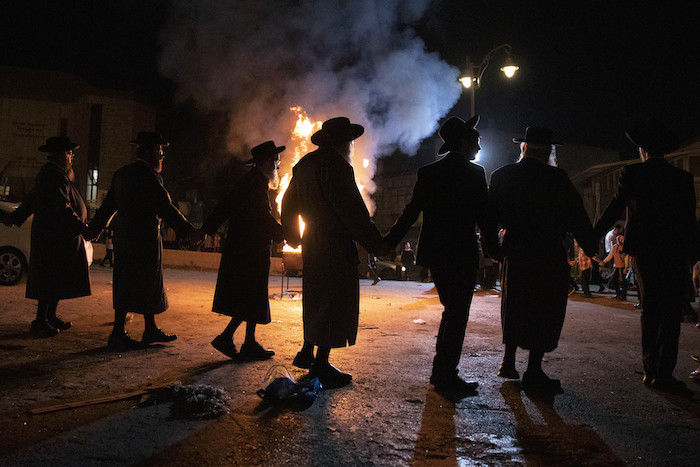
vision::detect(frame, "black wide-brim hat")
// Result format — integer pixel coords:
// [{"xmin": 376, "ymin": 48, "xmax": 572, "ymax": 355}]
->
[
  {"xmin": 625, "ymin": 119, "xmax": 680, "ymax": 154},
  {"xmin": 310, "ymin": 117, "xmax": 364, "ymax": 147},
  {"xmin": 246, "ymin": 140, "xmax": 286, "ymax": 166},
  {"xmin": 438, "ymin": 115, "xmax": 480, "ymax": 155},
  {"xmin": 513, "ymin": 127, "xmax": 562, "ymax": 146},
  {"xmin": 130, "ymin": 131, "xmax": 170, "ymax": 147},
  {"xmin": 38, "ymin": 136, "xmax": 80, "ymax": 153}
]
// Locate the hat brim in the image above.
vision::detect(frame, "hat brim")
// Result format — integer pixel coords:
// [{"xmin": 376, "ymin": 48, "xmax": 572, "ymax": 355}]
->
[
  {"xmin": 247, "ymin": 145, "xmax": 286, "ymax": 166},
  {"xmin": 38, "ymin": 143, "xmax": 80, "ymax": 153},
  {"xmin": 513, "ymin": 137, "xmax": 562, "ymax": 146},
  {"xmin": 310, "ymin": 124, "xmax": 364, "ymax": 146}
]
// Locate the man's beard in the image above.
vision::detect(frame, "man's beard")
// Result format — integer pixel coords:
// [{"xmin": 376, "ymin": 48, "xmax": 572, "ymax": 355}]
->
[{"xmin": 267, "ymin": 169, "xmax": 280, "ymax": 190}]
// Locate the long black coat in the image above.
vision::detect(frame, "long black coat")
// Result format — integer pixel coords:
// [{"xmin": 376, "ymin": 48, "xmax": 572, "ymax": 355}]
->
[
  {"xmin": 281, "ymin": 147, "xmax": 383, "ymax": 348},
  {"xmin": 489, "ymin": 157, "xmax": 595, "ymax": 352},
  {"xmin": 23, "ymin": 162, "xmax": 90, "ymax": 300},
  {"xmin": 385, "ymin": 152, "xmax": 499, "ymax": 269},
  {"xmin": 201, "ymin": 168, "xmax": 284, "ymax": 321},
  {"xmin": 89, "ymin": 160, "xmax": 195, "ymax": 315}
]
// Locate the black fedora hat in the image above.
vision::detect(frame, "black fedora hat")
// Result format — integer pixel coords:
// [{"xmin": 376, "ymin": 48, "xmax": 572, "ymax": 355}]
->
[
  {"xmin": 513, "ymin": 127, "xmax": 562, "ymax": 146},
  {"xmin": 130, "ymin": 132, "xmax": 170, "ymax": 147},
  {"xmin": 38, "ymin": 136, "xmax": 80, "ymax": 153},
  {"xmin": 625, "ymin": 119, "xmax": 679, "ymax": 154},
  {"xmin": 246, "ymin": 140, "xmax": 286, "ymax": 166},
  {"xmin": 310, "ymin": 117, "xmax": 364, "ymax": 147},
  {"xmin": 438, "ymin": 115, "xmax": 480, "ymax": 155}
]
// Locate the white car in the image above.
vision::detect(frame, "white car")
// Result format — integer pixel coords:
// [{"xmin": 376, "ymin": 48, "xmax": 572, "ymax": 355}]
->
[{"xmin": 0, "ymin": 200, "xmax": 32, "ymax": 285}]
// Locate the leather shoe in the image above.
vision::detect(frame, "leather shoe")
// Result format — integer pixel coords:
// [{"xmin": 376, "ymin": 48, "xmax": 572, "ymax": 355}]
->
[
  {"xmin": 211, "ymin": 335, "xmax": 237, "ymax": 358},
  {"xmin": 642, "ymin": 373, "xmax": 654, "ymax": 387},
  {"xmin": 497, "ymin": 362, "xmax": 520, "ymax": 379},
  {"xmin": 142, "ymin": 328, "xmax": 177, "ymax": 344},
  {"xmin": 48, "ymin": 316, "xmax": 72, "ymax": 331},
  {"xmin": 30, "ymin": 320, "xmax": 59, "ymax": 338},
  {"xmin": 239, "ymin": 341, "xmax": 275, "ymax": 360},
  {"xmin": 293, "ymin": 350, "xmax": 315, "ymax": 369},
  {"xmin": 108, "ymin": 331, "xmax": 146, "ymax": 351},
  {"xmin": 310, "ymin": 362, "xmax": 352, "ymax": 389},
  {"xmin": 522, "ymin": 370, "xmax": 563, "ymax": 394},
  {"xmin": 689, "ymin": 367, "xmax": 700, "ymax": 381},
  {"xmin": 430, "ymin": 374, "xmax": 478, "ymax": 394},
  {"xmin": 652, "ymin": 376, "xmax": 690, "ymax": 395}
]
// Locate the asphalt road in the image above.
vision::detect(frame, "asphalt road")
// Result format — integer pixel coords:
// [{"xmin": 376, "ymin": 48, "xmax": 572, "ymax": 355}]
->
[{"xmin": 0, "ymin": 265, "xmax": 698, "ymax": 466}]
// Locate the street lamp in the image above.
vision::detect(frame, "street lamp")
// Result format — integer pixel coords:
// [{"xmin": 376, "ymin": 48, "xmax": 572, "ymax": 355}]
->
[{"xmin": 458, "ymin": 43, "xmax": 519, "ymax": 117}]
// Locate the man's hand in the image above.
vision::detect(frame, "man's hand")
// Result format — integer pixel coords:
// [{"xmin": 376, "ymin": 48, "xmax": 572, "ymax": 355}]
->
[
  {"xmin": 187, "ymin": 229, "xmax": 205, "ymax": 247},
  {"xmin": 84, "ymin": 226, "xmax": 102, "ymax": 241}
]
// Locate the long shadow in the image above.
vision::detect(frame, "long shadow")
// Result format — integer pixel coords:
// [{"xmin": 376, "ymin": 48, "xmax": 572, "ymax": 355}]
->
[
  {"xmin": 499, "ymin": 381, "xmax": 625, "ymax": 465},
  {"xmin": 412, "ymin": 388, "xmax": 458, "ymax": 465},
  {"xmin": 652, "ymin": 387, "xmax": 700, "ymax": 419}
]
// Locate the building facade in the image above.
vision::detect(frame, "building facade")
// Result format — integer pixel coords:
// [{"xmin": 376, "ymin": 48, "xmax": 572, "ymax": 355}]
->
[{"xmin": 0, "ymin": 66, "xmax": 155, "ymax": 214}]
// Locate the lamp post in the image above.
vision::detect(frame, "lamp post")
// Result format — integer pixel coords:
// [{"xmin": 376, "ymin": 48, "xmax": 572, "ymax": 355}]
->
[{"xmin": 458, "ymin": 43, "xmax": 519, "ymax": 117}]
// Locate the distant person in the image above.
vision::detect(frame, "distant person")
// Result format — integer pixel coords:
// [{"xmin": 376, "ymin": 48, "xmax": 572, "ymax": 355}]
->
[
  {"xmin": 599, "ymin": 225, "xmax": 621, "ymax": 292},
  {"xmin": 575, "ymin": 239, "xmax": 593, "ymax": 298},
  {"xmin": 597, "ymin": 235, "xmax": 629, "ymax": 300},
  {"xmin": 489, "ymin": 127, "xmax": 596, "ymax": 393},
  {"xmin": 281, "ymin": 117, "xmax": 387, "ymax": 388},
  {"xmin": 593, "ymin": 119, "xmax": 700, "ymax": 394},
  {"xmin": 202, "ymin": 141, "xmax": 285, "ymax": 360},
  {"xmin": 87, "ymin": 132, "xmax": 201, "ymax": 350},
  {"xmin": 4, "ymin": 136, "xmax": 91, "ymax": 337},
  {"xmin": 101, "ymin": 228, "xmax": 114, "ymax": 267},
  {"xmin": 400, "ymin": 242, "xmax": 415, "ymax": 280},
  {"xmin": 384, "ymin": 115, "xmax": 500, "ymax": 394}
]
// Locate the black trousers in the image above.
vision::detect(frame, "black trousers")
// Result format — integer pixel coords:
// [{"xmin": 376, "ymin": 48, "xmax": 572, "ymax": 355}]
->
[
  {"xmin": 430, "ymin": 265, "xmax": 477, "ymax": 378},
  {"xmin": 634, "ymin": 255, "xmax": 686, "ymax": 380},
  {"xmin": 580, "ymin": 267, "xmax": 591, "ymax": 295}
]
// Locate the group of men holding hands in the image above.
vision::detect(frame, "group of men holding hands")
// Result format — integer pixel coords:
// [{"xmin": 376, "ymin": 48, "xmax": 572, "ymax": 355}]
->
[{"xmin": 5, "ymin": 112, "xmax": 698, "ymax": 395}]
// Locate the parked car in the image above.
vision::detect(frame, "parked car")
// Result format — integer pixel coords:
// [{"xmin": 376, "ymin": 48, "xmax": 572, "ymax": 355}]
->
[
  {"xmin": 375, "ymin": 259, "xmax": 405, "ymax": 281},
  {"xmin": 0, "ymin": 201, "xmax": 31, "ymax": 285}
]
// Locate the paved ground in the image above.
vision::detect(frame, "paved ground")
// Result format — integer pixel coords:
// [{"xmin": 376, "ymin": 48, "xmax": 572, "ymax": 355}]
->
[{"xmin": 0, "ymin": 265, "xmax": 698, "ymax": 466}]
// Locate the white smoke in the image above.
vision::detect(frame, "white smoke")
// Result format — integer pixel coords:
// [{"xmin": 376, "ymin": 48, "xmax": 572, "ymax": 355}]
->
[{"xmin": 159, "ymin": 0, "xmax": 462, "ymax": 210}]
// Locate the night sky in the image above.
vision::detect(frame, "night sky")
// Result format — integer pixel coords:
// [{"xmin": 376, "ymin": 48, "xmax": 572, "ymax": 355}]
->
[{"xmin": 3, "ymin": 1, "xmax": 700, "ymax": 161}]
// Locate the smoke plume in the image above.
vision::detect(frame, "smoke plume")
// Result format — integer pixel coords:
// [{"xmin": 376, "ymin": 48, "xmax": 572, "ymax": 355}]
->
[{"xmin": 159, "ymin": 0, "xmax": 462, "ymax": 210}]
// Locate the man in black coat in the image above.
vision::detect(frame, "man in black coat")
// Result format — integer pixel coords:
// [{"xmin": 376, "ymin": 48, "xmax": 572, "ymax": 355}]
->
[
  {"xmin": 489, "ymin": 127, "xmax": 596, "ymax": 394},
  {"xmin": 202, "ymin": 141, "xmax": 285, "ymax": 360},
  {"xmin": 87, "ymin": 132, "xmax": 200, "ymax": 350},
  {"xmin": 4, "ymin": 136, "xmax": 91, "ymax": 337},
  {"xmin": 384, "ymin": 115, "xmax": 500, "ymax": 394},
  {"xmin": 593, "ymin": 120, "xmax": 700, "ymax": 394}
]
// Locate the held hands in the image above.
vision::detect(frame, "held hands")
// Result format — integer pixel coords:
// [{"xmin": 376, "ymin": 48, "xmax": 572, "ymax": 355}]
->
[
  {"xmin": 186, "ymin": 229, "xmax": 205, "ymax": 247},
  {"xmin": 84, "ymin": 226, "xmax": 102, "ymax": 242}
]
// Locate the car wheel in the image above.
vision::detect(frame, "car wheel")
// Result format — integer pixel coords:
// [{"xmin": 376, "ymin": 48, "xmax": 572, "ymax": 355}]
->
[
  {"xmin": 0, "ymin": 247, "xmax": 26, "ymax": 286},
  {"xmin": 379, "ymin": 267, "xmax": 398, "ymax": 280}
]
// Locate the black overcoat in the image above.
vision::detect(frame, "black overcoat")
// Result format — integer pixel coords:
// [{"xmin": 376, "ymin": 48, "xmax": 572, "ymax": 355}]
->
[
  {"xmin": 385, "ymin": 152, "xmax": 499, "ymax": 269},
  {"xmin": 201, "ymin": 168, "xmax": 284, "ymax": 321},
  {"xmin": 281, "ymin": 147, "xmax": 383, "ymax": 348},
  {"xmin": 89, "ymin": 160, "xmax": 195, "ymax": 315},
  {"xmin": 24, "ymin": 162, "xmax": 90, "ymax": 300},
  {"xmin": 489, "ymin": 157, "xmax": 595, "ymax": 352}
]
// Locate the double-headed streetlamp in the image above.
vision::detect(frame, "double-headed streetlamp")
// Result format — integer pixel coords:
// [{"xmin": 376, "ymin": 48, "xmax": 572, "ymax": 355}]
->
[{"xmin": 458, "ymin": 43, "xmax": 519, "ymax": 117}]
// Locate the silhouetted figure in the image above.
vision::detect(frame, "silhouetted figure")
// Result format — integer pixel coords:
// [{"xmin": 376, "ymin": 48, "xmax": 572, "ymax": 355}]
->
[
  {"xmin": 384, "ymin": 115, "xmax": 500, "ymax": 394},
  {"xmin": 87, "ymin": 132, "xmax": 201, "ymax": 351},
  {"xmin": 593, "ymin": 119, "xmax": 700, "ymax": 394},
  {"xmin": 203, "ymin": 141, "xmax": 285, "ymax": 360},
  {"xmin": 281, "ymin": 117, "xmax": 387, "ymax": 388},
  {"xmin": 400, "ymin": 242, "xmax": 415, "ymax": 280},
  {"xmin": 101, "ymin": 228, "xmax": 114, "ymax": 267},
  {"xmin": 489, "ymin": 127, "xmax": 596, "ymax": 394},
  {"xmin": 6, "ymin": 136, "xmax": 91, "ymax": 337}
]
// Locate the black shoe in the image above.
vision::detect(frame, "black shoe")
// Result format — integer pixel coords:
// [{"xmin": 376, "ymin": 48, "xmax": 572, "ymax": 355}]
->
[
  {"xmin": 48, "ymin": 316, "xmax": 72, "ymax": 331},
  {"xmin": 522, "ymin": 370, "xmax": 563, "ymax": 394},
  {"xmin": 497, "ymin": 362, "xmax": 520, "ymax": 379},
  {"xmin": 652, "ymin": 376, "xmax": 690, "ymax": 395},
  {"xmin": 211, "ymin": 335, "xmax": 237, "ymax": 358},
  {"xmin": 30, "ymin": 320, "xmax": 59, "ymax": 338},
  {"xmin": 293, "ymin": 351, "xmax": 315, "ymax": 369},
  {"xmin": 430, "ymin": 374, "xmax": 478, "ymax": 393},
  {"xmin": 642, "ymin": 373, "xmax": 654, "ymax": 387},
  {"xmin": 142, "ymin": 328, "xmax": 177, "ymax": 344},
  {"xmin": 108, "ymin": 331, "xmax": 146, "ymax": 351},
  {"xmin": 239, "ymin": 341, "xmax": 275, "ymax": 360},
  {"xmin": 310, "ymin": 362, "xmax": 352, "ymax": 389}
]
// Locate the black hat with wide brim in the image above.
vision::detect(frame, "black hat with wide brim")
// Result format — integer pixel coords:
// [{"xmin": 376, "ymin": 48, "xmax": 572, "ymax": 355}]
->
[
  {"xmin": 625, "ymin": 119, "xmax": 680, "ymax": 154},
  {"xmin": 130, "ymin": 132, "xmax": 170, "ymax": 147},
  {"xmin": 513, "ymin": 127, "xmax": 562, "ymax": 146},
  {"xmin": 310, "ymin": 117, "xmax": 364, "ymax": 147},
  {"xmin": 38, "ymin": 136, "xmax": 80, "ymax": 153},
  {"xmin": 246, "ymin": 140, "xmax": 286, "ymax": 166},
  {"xmin": 438, "ymin": 115, "xmax": 480, "ymax": 155}
]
